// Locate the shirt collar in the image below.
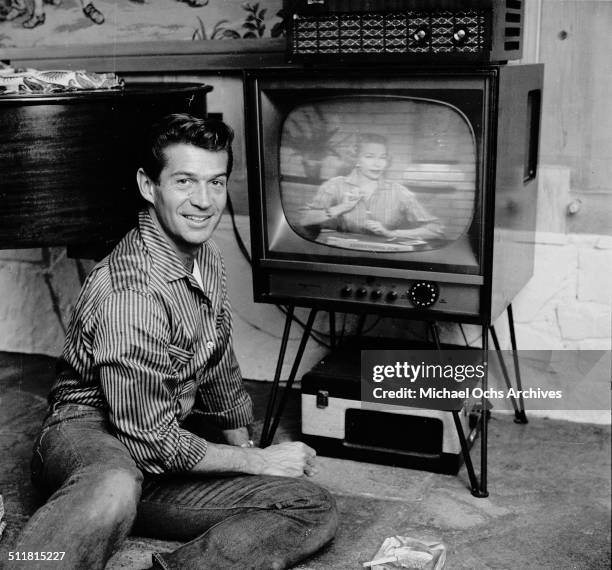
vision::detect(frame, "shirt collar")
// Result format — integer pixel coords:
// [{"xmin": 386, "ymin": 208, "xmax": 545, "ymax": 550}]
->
[{"xmin": 138, "ymin": 209, "xmax": 196, "ymax": 284}]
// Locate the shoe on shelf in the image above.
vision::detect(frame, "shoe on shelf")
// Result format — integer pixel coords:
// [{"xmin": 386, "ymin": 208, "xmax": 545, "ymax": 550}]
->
[
  {"xmin": 22, "ymin": 12, "xmax": 45, "ymax": 28},
  {"xmin": 82, "ymin": 2, "xmax": 104, "ymax": 25}
]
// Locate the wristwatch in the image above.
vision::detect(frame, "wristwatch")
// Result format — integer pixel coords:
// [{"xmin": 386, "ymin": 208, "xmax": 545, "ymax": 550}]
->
[{"xmin": 239, "ymin": 440, "xmax": 255, "ymax": 448}]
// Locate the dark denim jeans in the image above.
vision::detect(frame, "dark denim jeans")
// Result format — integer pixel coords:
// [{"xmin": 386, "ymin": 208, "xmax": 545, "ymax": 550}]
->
[{"xmin": 11, "ymin": 404, "xmax": 338, "ymax": 570}]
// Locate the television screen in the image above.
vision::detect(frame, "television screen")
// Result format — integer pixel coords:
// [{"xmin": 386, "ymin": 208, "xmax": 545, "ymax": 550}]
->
[{"xmin": 278, "ymin": 96, "xmax": 476, "ymax": 254}]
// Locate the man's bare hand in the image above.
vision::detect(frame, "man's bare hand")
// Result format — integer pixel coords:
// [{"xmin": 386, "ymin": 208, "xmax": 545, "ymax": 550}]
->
[{"xmin": 253, "ymin": 442, "xmax": 318, "ymax": 478}]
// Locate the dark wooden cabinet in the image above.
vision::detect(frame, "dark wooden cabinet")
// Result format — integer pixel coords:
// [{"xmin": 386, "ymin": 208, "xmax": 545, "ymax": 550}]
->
[{"xmin": 0, "ymin": 83, "xmax": 211, "ymax": 258}]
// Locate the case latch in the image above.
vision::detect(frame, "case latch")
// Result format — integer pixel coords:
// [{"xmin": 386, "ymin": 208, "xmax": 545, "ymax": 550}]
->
[{"xmin": 316, "ymin": 389, "xmax": 329, "ymax": 408}]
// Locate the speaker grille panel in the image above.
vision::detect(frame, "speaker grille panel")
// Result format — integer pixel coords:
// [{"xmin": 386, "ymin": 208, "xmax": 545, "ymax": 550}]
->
[{"xmin": 291, "ymin": 10, "xmax": 487, "ymax": 57}]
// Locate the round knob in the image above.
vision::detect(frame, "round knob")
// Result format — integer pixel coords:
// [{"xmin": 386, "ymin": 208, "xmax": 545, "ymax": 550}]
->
[
  {"xmin": 340, "ymin": 286, "xmax": 353, "ymax": 298},
  {"xmin": 413, "ymin": 27, "xmax": 428, "ymax": 43},
  {"xmin": 356, "ymin": 287, "xmax": 368, "ymax": 298},
  {"xmin": 370, "ymin": 289, "xmax": 382, "ymax": 300},
  {"xmin": 386, "ymin": 290, "xmax": 398, "ymax": 302},
  {"xmin": 408, "ymin": 281, "xmax": 439, "ymax": 308},
  {"xmin": 453, "ymin": 28, "xmax": 468, "ymax": 44}
]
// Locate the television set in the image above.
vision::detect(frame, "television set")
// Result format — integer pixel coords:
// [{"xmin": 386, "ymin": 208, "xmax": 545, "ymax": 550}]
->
[{"xmin": 245, "ymin": 64, "xmax": 543, "ymax": 325}]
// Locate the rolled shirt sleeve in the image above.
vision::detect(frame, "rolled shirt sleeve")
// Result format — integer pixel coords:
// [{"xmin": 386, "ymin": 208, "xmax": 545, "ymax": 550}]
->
[{"xmin": 92, "ymin": 290, "xmax": 208, "ymax": 474}]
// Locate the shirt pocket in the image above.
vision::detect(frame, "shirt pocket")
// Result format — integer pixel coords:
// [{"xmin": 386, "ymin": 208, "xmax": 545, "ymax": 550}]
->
[{"xmin": 168, "ymin": 343, "xmax": 195, "ymax": 373}]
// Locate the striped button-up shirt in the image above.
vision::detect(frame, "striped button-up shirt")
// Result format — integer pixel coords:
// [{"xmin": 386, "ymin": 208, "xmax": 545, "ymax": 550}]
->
[{"xmin": 50, "ymin": 209, "xmax": 253, "ymax": 474}]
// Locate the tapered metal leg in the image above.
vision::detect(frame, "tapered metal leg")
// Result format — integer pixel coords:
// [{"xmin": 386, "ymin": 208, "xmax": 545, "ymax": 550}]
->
[
  {"xmin": 429, "ymin": 322, "xmax": 441, "ymax": 349},
  {"xmin": 260, "ymin": 306, "xmax": 294, "ymax": 447},
  {"xmin": 452, "ymin": 410, "xmax": 480, "ymax": 495},
  {"xmin": 489, "ymin": 325, "xmax": 520, "ymax": 415},
  {"xmin": 474, "ymin": 324, "xmax": 489, "ymax": 497},
  {"xmin": 428, "ymin": 322, "xmax": 488, "ymax": 497},
  {"xmin": 263, "ymin": 309, "xmax": 318, "ymax": 447},
  {"xmin": 508, "ymin": 304, "xmax": 528, "ymax": 424}
]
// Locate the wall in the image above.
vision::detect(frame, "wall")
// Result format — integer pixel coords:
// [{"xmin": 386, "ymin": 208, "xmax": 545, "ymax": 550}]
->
[
  {"xmin": 533, "ymin": 0, "xmax": 612, "ymax": 235},
  {"xmin": 538, "ymin": 0, "xmax": 612, "ymax": 195}
]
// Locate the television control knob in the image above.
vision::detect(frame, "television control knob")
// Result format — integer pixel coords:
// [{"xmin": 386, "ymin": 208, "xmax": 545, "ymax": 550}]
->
[
  {"xmin": 453, "ymin": 28, "xmax": 468, "ymax": 42},
  {"xmin": 370, "ymin": 289, "xmax": 382, "ymax": 300},
  {"xmin": 413, "ymin": 27, "xmax": 429, "ymax": 43},
  {"xmin": 386, "ymin": 290, "xmax": 398, "ymax": 302},
  {"xmin": 408, "ymin": 281, "xmax": 440, "ymax": 308},
  {"xmin": 356, "ymin": 287, "xmax": 368, "ymax": 298},
  {"xmin": 340, "ymin": 286, "xmax": 353, "ymax": 298}
]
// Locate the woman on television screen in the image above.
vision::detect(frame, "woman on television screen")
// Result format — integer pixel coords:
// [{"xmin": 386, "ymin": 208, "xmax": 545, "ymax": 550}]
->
[{"xmin": 300, "ymin": 133, "xmax": 444, "ymax": 243}]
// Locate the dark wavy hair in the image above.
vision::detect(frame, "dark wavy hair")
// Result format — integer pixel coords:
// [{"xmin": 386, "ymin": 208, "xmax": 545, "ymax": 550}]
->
[{"xmin": 141, "ymin": 113, "xmax": 234, "ymax": 183}]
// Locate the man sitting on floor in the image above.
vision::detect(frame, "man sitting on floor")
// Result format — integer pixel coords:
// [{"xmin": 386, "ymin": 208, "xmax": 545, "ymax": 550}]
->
[{"xmin": 11, "ymin": 114, "xmax": 338, "ymax": 570}]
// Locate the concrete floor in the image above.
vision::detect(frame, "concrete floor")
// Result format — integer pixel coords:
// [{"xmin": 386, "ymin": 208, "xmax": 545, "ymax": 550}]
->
[{"xmin": 0, "ymin": 351, "xmax": 610, "ymax": 569}]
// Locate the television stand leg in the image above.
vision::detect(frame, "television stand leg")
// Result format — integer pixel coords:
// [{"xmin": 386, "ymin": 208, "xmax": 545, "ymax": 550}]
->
[
  {"xmin": 508, "ymin": 304, "xmax": 528, "ymax": 424},
  {"xmin": 260, "ymin": 306, "xmax": 294, "ymax": 447},
  {"xmin": 489, "ymin": 305, "xmax": 528, "ymax": 423},
  {"xmin": 428, "ymin": 321, "xmax": 441, "ymax": 347},
  {"xmin": 451, "ymin": 410, "xmax": 482, "ymax": 496},
  {"xmin": 476, "ymin": 323, "xmax": 489, "ymax": 497},
  {"xmin": 489, "ymin": 325, "xmax": 522, "ymax": 417},
  {"xmin": 426, "ymin": 322, "xmax": 489, "ymax": 497},
  {"xmin": 260, "ymin": 307, "xmax": 318, "ymax": 447}
]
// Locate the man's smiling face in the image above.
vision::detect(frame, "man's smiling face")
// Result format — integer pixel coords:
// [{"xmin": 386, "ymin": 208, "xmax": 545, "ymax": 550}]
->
[{"xmin": 140, "ymin": 143, "xmax": 228, "ymax": 259}]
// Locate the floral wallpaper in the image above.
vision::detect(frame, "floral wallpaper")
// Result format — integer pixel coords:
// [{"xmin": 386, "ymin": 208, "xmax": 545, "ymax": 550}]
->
[{"xmin": 0, "ymin": 0, "xmax": 284, "ymax": 48}]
